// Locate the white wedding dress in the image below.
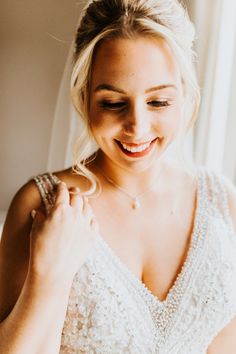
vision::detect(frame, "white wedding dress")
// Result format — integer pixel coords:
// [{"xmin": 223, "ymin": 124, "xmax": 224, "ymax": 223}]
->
[{"xmin": 33, "ymin": 167, "xmax": 236, "ymax": 354}]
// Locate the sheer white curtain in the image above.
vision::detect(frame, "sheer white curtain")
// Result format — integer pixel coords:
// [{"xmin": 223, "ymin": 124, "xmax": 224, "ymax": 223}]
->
[
  {"xmin": 191, "ymin": 0, "xmax": 236, "ymax": 181},
  {"xmin": 47, "ymin": 0, "xmax": 236, "ymax": 183}
]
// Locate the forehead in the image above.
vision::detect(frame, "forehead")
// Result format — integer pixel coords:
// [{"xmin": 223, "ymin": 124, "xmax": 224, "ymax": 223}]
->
[{"xmin": 90, "ymin": 36, "xmax": 182, "ymax": 91}]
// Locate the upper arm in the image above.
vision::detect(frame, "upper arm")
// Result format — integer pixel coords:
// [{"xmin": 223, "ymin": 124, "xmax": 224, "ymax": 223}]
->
[
  {"xmin": 0, "ymin": 180, "xmax": 43, "ymax": 322},
  {"xmin": 207, "ymin": 176, "xmax": 236, "ymax": 353},
  {"xmin": 207, "ymin": 316, "xmax": 236, "ymax": 353}
]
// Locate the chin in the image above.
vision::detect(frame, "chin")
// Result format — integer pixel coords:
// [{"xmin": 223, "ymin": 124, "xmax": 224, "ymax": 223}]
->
[{"xmin": 114, "ymin": 148, "xmax": 164, "ymax": 173}]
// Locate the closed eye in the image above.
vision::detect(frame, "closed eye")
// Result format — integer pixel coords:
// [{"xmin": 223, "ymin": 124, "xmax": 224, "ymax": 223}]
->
[
  {"xmin": 147, "ymin": 100, "xmax": 170, "ymax": 107},
  {"xmin": 99, "ymin": 101, "xmax": 126, "ymax": 110},
  {"xmin": 99, "ymin": 100, "xmax": 171, "ymax": 111}
]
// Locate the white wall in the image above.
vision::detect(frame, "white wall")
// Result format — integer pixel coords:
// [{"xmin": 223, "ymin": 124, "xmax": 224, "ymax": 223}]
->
[{"xmin": 0, "ymin": 0, "xmax": 82, "ymax": 211}]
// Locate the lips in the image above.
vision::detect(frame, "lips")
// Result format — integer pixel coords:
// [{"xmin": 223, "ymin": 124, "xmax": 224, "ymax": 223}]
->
[{"xmin": 115, "ymin": 138, "xmax": 159, "ymax": 158}]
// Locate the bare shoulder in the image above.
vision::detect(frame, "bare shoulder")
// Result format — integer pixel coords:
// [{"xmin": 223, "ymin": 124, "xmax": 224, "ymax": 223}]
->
[
  {"xmin": 207, "ymin": 315, "xmax": 236, "ymax": 353},
  {"xmin": 1, "ymin": 178, "xmax": 43, "ymax": 244},
  {"xmin": 53, "ymin": 167, "xmax": 92, "ymax": 191}
]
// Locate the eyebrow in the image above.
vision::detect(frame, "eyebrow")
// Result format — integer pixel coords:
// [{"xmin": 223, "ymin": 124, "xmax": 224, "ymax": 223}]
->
[{"xmin": 93, "ymin": 83, "xmax": 177, "ymax": 94}]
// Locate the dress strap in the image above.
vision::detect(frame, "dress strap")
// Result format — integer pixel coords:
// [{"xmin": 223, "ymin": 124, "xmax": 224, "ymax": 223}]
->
[
  {"xmin": 203, "ymin": 168, "xmax": 233, "ymax": 228},
  {"xmin": 33, "ymin": 173, "xmax": 60, "ymax": 213}
]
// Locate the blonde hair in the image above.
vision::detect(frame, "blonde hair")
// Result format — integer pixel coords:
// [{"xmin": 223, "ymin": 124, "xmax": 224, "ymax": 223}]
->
[{"xmin": 70, "ymin": 0, "xmax": 200, "ymax": 194}]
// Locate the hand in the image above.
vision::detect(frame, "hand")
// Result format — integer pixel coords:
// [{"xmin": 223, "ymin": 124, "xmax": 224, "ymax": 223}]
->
[{"xmin": 29, "ymin": 182, "xmax": 98, "ymax": 285}]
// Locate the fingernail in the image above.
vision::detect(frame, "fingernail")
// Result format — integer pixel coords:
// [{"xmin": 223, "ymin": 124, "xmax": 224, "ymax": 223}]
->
[{"xmin": 31, "ymin": 210, "xmax": 36, "ymax": 219}]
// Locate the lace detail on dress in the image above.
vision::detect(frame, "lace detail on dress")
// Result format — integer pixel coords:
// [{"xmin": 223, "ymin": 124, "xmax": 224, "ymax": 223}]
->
[
  {"xmin": 167, "ymin": 169, "xmax": 236, "ymax": 353},
  {"xmin": 32, "ymin": 168, "xmax": 236, "ymax": 353},
  {"xmin": 206, "ymin": 171, "xmax": 236, "ymax": 235},
  {"xmin": 61, "ymin": 245, "xmax": 157, "ymax": 353},
  {"xmin": 94, "ymin": 165, "xmax": 205, "ymax": 349}
]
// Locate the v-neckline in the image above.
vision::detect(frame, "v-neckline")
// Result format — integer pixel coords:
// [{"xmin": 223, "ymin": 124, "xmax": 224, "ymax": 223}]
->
[{"xmin": 95, "ymin": 167, "xmax": 204, "ymax": 307}]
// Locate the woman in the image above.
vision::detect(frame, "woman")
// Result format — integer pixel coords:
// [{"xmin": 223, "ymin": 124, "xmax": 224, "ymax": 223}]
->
[{"xmin": 0, "ymin": 0, "xmax": 236, "ymax": 353}]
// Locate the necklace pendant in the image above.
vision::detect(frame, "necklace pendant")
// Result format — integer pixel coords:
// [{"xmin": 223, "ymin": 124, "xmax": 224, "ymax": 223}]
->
[{"xmin": 132, "ymin": 197, "xmax": 141, "ymax": 209}]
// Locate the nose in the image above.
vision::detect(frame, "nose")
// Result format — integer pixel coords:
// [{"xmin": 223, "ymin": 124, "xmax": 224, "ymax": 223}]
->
[{"xmin": 123, "ymin": 101, "xmax": 151, "ymax": 139}]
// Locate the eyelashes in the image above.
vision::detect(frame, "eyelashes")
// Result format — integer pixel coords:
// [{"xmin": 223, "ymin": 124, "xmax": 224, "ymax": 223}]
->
[
  {"xmin": 99, "ymin": 100, "xmax": 171, "ymax": 111},
  {"xmin": 99, "ymin": 101, "xmax": 126, "ymax": 110},
  {"xmin": 148, "ymin": 100, "xmax": 171, "ymax": 108}
]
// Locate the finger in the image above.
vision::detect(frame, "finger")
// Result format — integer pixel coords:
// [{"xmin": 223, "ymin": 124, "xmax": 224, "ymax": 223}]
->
[
  {"xmin": 31, "ymin": 210, "xmax": 46, "ymax": 233},
  {"xmin": 54, "ymin": 182, "xmax": 70, "ymax": 207},
  {"xmin": 70, "ymin": 187, "xmax": 83, "ymax": 211}
]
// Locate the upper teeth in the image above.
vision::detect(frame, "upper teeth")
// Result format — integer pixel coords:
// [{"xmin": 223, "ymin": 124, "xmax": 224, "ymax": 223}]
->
[{"xmin": 121, "ymin": 141, "xmax": 151, "ymax": 153}]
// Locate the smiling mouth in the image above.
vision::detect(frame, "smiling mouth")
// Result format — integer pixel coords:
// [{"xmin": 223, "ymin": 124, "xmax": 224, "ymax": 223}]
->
[{"xmin": 115, "ymin": 138, "xmax": 159, "ymax": 157}]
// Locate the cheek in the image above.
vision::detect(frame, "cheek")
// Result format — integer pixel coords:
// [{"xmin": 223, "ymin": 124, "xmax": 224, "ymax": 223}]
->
[
  {"xmin": 89, "ymin": 110, "xmax": 119, "ymax": 138},
  {"xmin": 155, "ymin": 105, "xmax": 182, "ymax": 137}
]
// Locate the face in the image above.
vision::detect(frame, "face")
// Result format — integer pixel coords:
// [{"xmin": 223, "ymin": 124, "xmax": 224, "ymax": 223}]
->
[{"xmin": 89, "ymin": 36, "xmax": 184, "ymax": 172}]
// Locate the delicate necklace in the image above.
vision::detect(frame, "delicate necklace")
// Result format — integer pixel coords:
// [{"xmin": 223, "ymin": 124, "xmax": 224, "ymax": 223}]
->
[{"xmin": 99, "ymin": 168, "xmax": 162, "ymax": 210}]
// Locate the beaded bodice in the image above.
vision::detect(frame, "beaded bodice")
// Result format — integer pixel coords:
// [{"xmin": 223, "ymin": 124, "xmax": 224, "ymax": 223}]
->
[{"xmin": 33, "ymin": 167, "xmax": 236, "ymax": 354}]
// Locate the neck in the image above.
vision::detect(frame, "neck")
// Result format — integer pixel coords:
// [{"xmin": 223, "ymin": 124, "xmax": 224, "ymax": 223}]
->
[{"xmin": 90, "ymin": 150, "xmax": 166, "ymax": 195}]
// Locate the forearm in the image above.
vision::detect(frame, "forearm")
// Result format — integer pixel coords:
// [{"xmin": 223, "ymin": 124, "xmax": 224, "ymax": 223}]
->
[{"xmin": 0, "ymin": 273, "xmax": 72, "ymax": 354}]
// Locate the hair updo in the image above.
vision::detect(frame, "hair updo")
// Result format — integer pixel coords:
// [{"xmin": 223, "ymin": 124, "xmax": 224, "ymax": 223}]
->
[{"xmin": 70, "ymin": 0, "xmax": 200, "ymax": 194}]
